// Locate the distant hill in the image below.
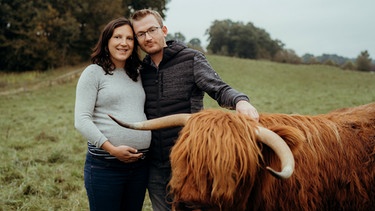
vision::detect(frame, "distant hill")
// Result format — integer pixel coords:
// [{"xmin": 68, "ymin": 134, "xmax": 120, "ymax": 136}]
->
[
  {"xmin": 301, "ymin": 53, "xmax": 354, "ymax": 65},
  {"xmin": 302, "ymin": 53, "xmax": 375, "ymax": 65}
]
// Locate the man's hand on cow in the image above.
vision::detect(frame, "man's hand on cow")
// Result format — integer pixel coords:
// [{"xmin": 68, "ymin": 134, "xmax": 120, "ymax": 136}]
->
[{"xmin": 235, "ymin": 100, "xmax": 259, "ymax": 122}]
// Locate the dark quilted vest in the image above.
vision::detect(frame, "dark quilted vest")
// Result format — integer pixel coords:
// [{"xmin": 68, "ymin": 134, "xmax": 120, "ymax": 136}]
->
[{"xmin": 141, "ymin": 41, "xmax": 204, "ymax": 167}]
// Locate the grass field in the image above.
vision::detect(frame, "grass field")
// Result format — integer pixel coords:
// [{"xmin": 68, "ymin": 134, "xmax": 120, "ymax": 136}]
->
[{"xmin": 1, "ymin": 55, "xmax": 374, "ymax": 210}]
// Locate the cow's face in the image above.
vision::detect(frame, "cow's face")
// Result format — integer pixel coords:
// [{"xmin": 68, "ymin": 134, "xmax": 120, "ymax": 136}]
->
[
  {"xmin": 168, "ymin": 110, "xmax": 266, "ymax": 211},
  {"xmin": 170, "ymin": 167, "xmax": 219, "ymax": 211},
  {"xmin": 173, "ymin": 201, "xmax": 219, "ymax": 211},
  {"xmin": 171, "ymin": 185, "xmax": 219, "ymax": 211}
]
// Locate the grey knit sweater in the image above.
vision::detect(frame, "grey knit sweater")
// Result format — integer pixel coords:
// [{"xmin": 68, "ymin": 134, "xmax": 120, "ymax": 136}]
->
[{"xmin": 74, "ymin": 64, "xmax": 151, "ymax": 151}]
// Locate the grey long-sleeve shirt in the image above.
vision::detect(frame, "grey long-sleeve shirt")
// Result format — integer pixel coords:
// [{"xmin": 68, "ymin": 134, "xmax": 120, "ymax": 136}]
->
[{"xmin": 74, "ymin": 64, "xmax": 151, "ymax": 150}]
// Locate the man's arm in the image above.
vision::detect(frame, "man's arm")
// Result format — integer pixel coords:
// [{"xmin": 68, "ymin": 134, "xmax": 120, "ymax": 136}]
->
[{"xmin": 193, "ymin": 52, "xmax": 259, "ymax": 121}]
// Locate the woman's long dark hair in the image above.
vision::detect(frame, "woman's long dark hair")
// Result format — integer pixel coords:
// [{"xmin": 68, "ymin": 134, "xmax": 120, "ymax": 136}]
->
[{"xmin": 91, "ymin": 17, "xmax": 141, "ymax": 81}]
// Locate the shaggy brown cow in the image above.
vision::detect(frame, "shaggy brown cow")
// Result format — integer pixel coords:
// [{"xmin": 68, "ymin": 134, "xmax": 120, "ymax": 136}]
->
[{"xmin": 109, "ymin": 103, "xmax": 375, "ymax": 211}]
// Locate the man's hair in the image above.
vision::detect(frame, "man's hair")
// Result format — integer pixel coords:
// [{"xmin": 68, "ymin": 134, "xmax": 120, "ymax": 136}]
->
[{"xmin": 131, "ymin": 9, "xmax": 164, "ymax": 27}]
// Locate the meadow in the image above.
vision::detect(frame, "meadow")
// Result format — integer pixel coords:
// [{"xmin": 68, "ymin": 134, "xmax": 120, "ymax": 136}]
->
[{"xmin": 1, "ymin": 55, "xmax": 374, "ymax": 210}]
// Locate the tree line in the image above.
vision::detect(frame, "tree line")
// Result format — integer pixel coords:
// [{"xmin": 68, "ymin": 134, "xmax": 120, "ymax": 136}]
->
[
  {"xmin": 203, "ymin": 19, "xmax": 373, "ymax": 72},
  {"xmin": 0, "ymin": 0, "xmax": 169, "ymax": 71},
  {"xmin": 301, "ymin": 51, "xmax": 374, "ymax": 72},
  {"xmin": 1, "ymin": 0, "xmax": 373, "ymax": 72},
  {"xmin": 206, "ymin": 19, "xmax": 283, "ymax": 60}
]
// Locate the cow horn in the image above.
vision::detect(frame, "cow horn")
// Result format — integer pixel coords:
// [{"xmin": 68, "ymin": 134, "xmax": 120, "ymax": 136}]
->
[
  {"xmin": 108, "ymin": 113, "xmax": 191, "ymax": 130},
  {"xmin": 256, "ymin": 127, "xmax": 295, "ymax": 179},
  {"xmin": 109, "ymin": 113, "xmax": 294, "ymax": 179}
]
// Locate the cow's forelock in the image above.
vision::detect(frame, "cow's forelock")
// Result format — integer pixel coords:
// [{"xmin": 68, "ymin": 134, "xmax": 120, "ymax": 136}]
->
[{"xmin": 169, "ymin": 110, "xmax": 263, "ymax": 210}]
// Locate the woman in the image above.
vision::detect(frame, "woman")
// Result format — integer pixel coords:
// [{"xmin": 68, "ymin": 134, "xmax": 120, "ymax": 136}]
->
[{"xmin": 74, "ymin": 17, "xmax": 151, "ymax": 211}]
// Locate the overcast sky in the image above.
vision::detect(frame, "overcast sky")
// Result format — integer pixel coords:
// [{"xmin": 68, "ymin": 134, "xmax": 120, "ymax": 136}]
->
[{"xmin": 164, "ymin": 0, "xmax": 374, "ymax": 59}]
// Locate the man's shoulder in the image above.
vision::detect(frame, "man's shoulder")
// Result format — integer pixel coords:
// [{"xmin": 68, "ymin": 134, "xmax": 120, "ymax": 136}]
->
[
  {"xmin": 182, "ymin": 46, "xmax": 202, "ymax": 55},
  {"xmin": 161, "ymin": 41, "xmax": 196, "ymax": 63},
  {"xmin": 171, "ymin": 41, "xmax": 204, "ymax": 57},
  {"xmin": 166, "ymin": 40, "xmax": 197, "ymax": 53}
]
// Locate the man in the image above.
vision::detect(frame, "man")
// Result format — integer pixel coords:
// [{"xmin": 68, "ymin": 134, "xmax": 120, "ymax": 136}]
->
[{"xmin": 131, "ymin": 9, "xmax": 259, "ymax": 211}]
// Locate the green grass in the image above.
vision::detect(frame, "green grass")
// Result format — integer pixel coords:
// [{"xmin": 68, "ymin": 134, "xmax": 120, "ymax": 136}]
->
[
  {"xmin": 205, "ymin": 55, "xmax": 375, "ymax": 114},
  {"xmin": 0, "ymin": 64, "xmax": 88, "ymax": 93},
  {"xmin": 1, "ymin": 55, "xmax": 374, "ymax": 210}
]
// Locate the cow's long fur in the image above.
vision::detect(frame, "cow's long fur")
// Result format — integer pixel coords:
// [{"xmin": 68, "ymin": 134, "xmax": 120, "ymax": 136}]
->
[{"xmin": 169, "ymin": 103, "xmax": 375, "ymax": 211}]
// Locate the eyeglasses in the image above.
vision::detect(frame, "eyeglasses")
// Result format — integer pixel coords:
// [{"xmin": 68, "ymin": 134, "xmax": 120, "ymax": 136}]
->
[{"xmin": 136, "ymin": 26, "xmax": 161, "ymax": 39}]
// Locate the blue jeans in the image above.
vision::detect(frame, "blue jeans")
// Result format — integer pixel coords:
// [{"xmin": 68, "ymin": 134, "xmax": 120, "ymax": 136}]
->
[
  {"xmin": 148, "ymin": 165, "xmax": 172, "ymax": 211},
  {"xmin": 84, "ymin": 153, "xmax": 149, "ymax": 211}
]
